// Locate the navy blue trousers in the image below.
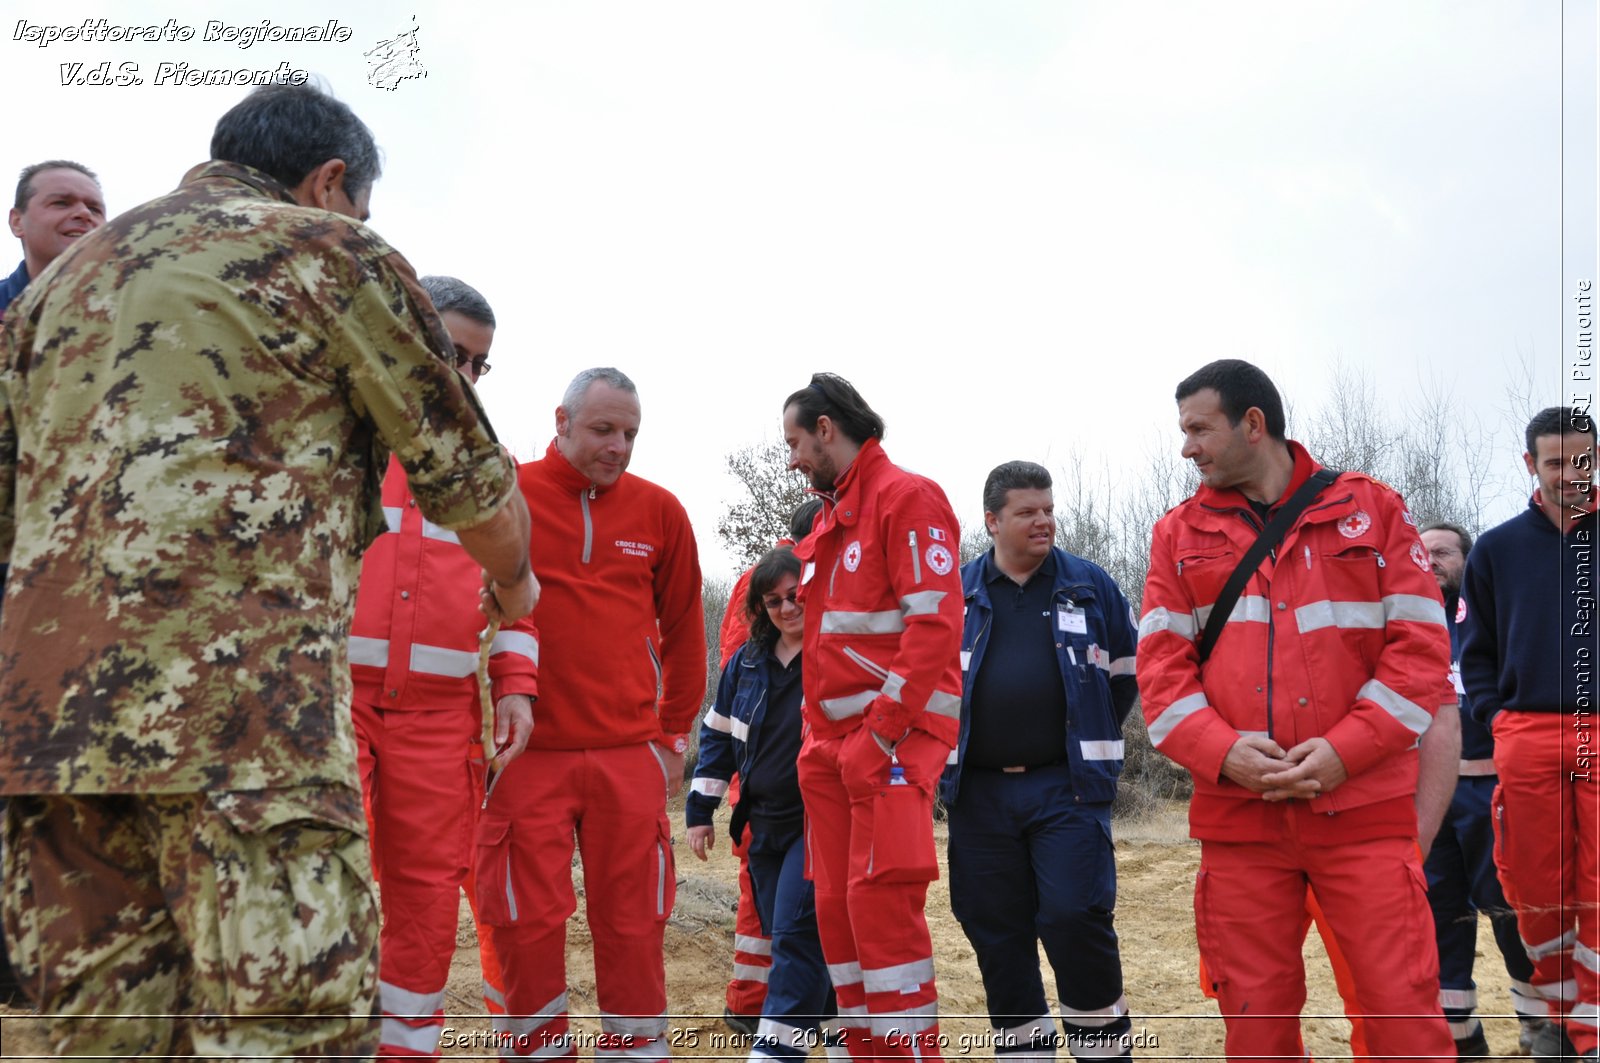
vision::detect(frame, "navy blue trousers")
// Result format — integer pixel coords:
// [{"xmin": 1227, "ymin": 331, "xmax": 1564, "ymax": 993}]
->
[
  {"xmin": 744, "ymin": 827, "xmax": 834, "ymax": 1061},
  {"xmin": 947, "ymin": 765, "xmax": 1130, "ymax": 1058},
  {"xmin": 1424, "ymin": 775, "xmax": 1537, "ymax": 1037}
]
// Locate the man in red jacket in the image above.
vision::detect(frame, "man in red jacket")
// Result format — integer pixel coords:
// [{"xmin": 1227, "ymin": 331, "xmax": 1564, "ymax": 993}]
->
[
  {"xmin": 349, "ymin": 276, "xmax": 538, "ymax": 1060},
  {"xmin": 782, "ymin": 373, "xmax": 963, "ymax": 1061},
  {"xmin": 1138, "ymin": 359, "xmax": 1453, "ymax": 1061},
  {"xmin": 478, "ymin": 367, "xmax": 706, "ymax": 1063}
]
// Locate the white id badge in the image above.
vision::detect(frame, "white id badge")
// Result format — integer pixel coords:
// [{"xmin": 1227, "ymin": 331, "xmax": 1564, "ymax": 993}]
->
[{"xmin": 1058, "ymin": 605, "xmax": 1088, "ymax": 634}]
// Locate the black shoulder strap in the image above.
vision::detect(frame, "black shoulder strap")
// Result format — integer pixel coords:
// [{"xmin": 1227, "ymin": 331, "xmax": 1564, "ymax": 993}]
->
[{"xmin": 1196, "ymin": 467, "xmax": 1339, "ymax": 663}]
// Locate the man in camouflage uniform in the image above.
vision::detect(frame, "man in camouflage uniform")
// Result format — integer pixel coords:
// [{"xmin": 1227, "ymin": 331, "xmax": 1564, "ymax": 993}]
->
[{"xmin": 0, "ymin": 83, "xmax": 537, "ymax": 1059}]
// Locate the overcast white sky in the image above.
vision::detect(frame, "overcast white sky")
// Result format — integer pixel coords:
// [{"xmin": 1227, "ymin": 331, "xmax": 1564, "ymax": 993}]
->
[{"xmin": 4, "ymin": 1, "xmax": 1594, "ymax": 577}]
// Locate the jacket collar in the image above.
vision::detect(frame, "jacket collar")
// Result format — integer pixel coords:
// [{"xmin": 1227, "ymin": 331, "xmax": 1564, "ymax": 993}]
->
[
  {"xmin": 826, "ymin": 437, "xmax": 889, "ymax": 528},
  {"xmin": 1193, "ymin": 439, "xmax": 1322, "ymax": 513},
  {"xmin": 541, "ymin": 437, "xmax": 622, "ymax": 495},
  {"xmin": 179, "ymin": 160, "xmax": 300, "ymax": 205},
  {"xmin": 965, "ymin": 546, "xmax": 1086, "ymax": 606}
]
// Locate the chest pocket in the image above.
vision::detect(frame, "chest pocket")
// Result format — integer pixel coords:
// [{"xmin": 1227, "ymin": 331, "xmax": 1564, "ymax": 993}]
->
[
  {"xmin": 1311, "ymin": 544, "xmax": 1384, "ymax": 606},
  {"xmin": 1175, "ymin": 531, "xmax": 1237, "ymax": 609}
]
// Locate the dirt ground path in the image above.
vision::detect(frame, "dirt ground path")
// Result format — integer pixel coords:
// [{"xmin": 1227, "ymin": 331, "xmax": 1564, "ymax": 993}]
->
[{"xmin": 0, "ymin": 803, "xmax": 1529, "ymax": 1060}]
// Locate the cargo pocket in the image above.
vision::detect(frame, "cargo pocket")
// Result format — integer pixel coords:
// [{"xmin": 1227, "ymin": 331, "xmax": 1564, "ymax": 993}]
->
[
  {"xmin": 652, "ymin": 819, "xmax": 676, "ymax": 920},
  {"xmin": 1399, "ymin": 858, "xmax": 1436, "ymax": 989},
  {"xmin": 475, "ymin": 817, "xmax": 519, "ymax": 926},
  {"xmin": 206, "ymin": 789, "xmax": 377, "ymax": 1018},
  {"xmin": 865, "ymin": 779, "xmax": 938, "ymax": 884}
]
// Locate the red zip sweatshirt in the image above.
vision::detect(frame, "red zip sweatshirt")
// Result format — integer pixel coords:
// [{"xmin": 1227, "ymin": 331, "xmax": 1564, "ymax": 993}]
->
[{"xmin": 519, "ymin": 440, "xmax": 706, "ymax": 748}]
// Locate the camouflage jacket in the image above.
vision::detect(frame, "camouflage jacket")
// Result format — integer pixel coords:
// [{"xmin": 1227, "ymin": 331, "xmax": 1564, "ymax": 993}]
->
[{"xmin": 0, "ymin": 161, "xmax": 515, "ymax": 795}]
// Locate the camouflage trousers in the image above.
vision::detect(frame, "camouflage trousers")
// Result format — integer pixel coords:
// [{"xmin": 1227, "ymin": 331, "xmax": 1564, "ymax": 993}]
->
[{"xmin": 1, "ymin": 786, "xmax": 380, "ymax": 1060}]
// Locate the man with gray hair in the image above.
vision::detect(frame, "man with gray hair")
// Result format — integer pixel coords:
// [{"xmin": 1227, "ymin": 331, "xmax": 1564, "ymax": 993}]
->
[
  {"xmin": 0, "ymin": 84, "xmax": 536, "ymax": 1058},
  {"xmin": 348, "ymin": 276, "xmax": 538, "ymax": 1058},
  {"xmin": 476, "ymin": 367, "xmax": 705, "ymax": 1062}
]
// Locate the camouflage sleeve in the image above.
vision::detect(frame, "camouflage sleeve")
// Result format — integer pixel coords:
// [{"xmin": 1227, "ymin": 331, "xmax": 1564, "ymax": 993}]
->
[
  {"xmin": 0, "ymin": 320, "xmax": 17, "ymax": 562},
  {"xmin": 330, "ymin": 243, "xmax": 514, "ymax": 531}
]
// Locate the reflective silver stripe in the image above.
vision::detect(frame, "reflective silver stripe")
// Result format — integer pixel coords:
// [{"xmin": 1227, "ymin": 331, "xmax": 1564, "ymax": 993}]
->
[
  {"xmin": 1146, "ymin": 691, "xmax": 1209, "ymax": 746},
  {"xmin": 1568, "ymin": 1002, "xmax": 1600, "ymax": 1029},
  {"xmin": 1438, "ymin": 987, "xmax": 1477, "ymax": 1009},
  {"xmin": 348, "ymin": 636, "xmax": 389, "ymax": 667},
  {"xmin": 861, "ymin": 958, "xmax": 935, "ymax": 994},
  {"xmin": 823, "ymin": 609, "xmax": 907, "ymax": 635},
  {"xmin": 380, "ymin": 979, "xmax": 447, "ymax": 1016},
  {"xmin": 654, "ymin": 835, "xmax": 667, "ymax": 915},
  {"xmin": 380, "ymin": 1016, "xmax": 443, "ymax": 1053},
  {"xmin": 925, "ymin": 689, "xmax": 961, "ymax": 719},
  {"xmin": 411, "ymin": 643, "xmax": 479, "ymax": 678},
  {"xmin": 735, "ymin": 934, "xmax": 773, "ymax": 956},
  {"xmin": 1088, "ymin": 646, "xmax": 1112, "ymax": 671},
  {"xmin": 599, "ymin": 1010, "xmax": 668, "ymax": 1038},
  {"xmin": 1509, "ymin": 979, "xmax": 1546, "ymax": 1017},
  {"xmin": 1356, "ymin": 679, "xmax": 1432, "ymax": 736},
  {"xmin": 1384, "ymin": 593, "xmax": 1447, "ymax": 625},
  {"xmin": 868, "ymin": 1003, "xmax": 938, "ymax": 1037},
  {"xmin": 882, "ymin": 670, "xmax": 907, "ymax": 702},
  {"xmin": 420, "ymin": 518, "xmax": 461, "ymax": 544},
  {"xmin": 1079, "ymin": 740, "xmax": 1124, "ymax": 761},
  {"xmin": 382, "ymin": 506, "xmax": 403, "ymax": 533},
  {"xmin": 1195, "ymin": 595, "xmax": 1272, "ymax": 628},
  {"xmin": 689, "ymin": 777, "xmax": 728, "ymax": 798},
  {"xmin": 504, "ymin": 858, "xmax": 519, "ymax": 921},
  {"xmin": 1138, "ymin": 607, "xmax": 1196, "ymax": 642},
  {"xmin": 995, "ymin": 1016, "xmax": 1052, "ymax": 1046},
  {"xmin": 827, "ymin": 960, "xmax": 864, "ymax": 986},
  {"xmin": 831, "ymin": 1002, "xmax": 869, "ymax": 1021},
  {"xmin": 490, "ymin": 630, "xmax": 540, "ymax": 666},
  {"xmin": 732, "ymin": 961, "xmax": 771, "ymax": 982},
  {"xmin": 1445, "ymin": 1017, "xmax": 1479, "ymax": 1038},
  {"xmin": 1576, "ymin": 940, "xmax": 1600, "ymax": 973},
  {"xmin": 1109, "ymin": 655, "xmax": 1136, "ymax": 677},
  {"xmin": 730, "ymin": 715, "xmax": 750, "ymax": 742},
  {"xmin": 1540, "ymin": 979, "xmax": 1581, "ymax": 1003},
  {"xmin": 755, "ymin": 1017, "xmax": 815, "ymax": 1049},
  {"xmin": 900, "ymin": 590, "xmax": 947, "ymax": 617},
  {"xmin": 820, "ymin": 690, "xmax": 877, "ymax": 720},
  {"xmin": 1459, "ymin": 758, "xmax": 1496, "ymax": 776},
  {"xmin": 501, "ymin": 992, "xmax": 570, "ymax": 1033},
  {"xmin": 703, "ymin": 708, "xmax": 732, "ymax": 733},
  {"xmin": 1060, "ymin": 993, "xmax": 1128, "ymax": 1026},
  {"xmin": 484, "ymin": 981, "xmax": 507, "ymax": 1009},
  {"xmin": 1295, "ymin": 600, "xmax": 1384, "ymax": 633},
  {"xmin": 1524, "ymin": 929, "xmax": 1577, "ymax": 962}
]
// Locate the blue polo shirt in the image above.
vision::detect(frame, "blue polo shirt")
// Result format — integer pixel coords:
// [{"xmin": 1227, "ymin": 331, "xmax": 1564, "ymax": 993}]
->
[
  {"xmin": 0, "ymin": 260, "xmax": 29, "ymax": 317},
  {"xmin": 965, "ymin": 551, "xmax": 1070, "ymax": 769}
]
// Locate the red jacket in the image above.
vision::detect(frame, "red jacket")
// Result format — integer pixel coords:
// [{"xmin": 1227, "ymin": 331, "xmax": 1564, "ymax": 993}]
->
[
  {"xmin": 792, "ymin": 439, "xmax": 962, "ymax": 746},
  {"xmin": 1138, "ymin": 443, "xmax": 1451, "ymax": 841},
  {"xmin": 350, "ymin": 457, "xmax": 539, "ymax": 711},
  {"xmin": 519, "ymin": 440, "xmax": 706, "ymax": 749}
]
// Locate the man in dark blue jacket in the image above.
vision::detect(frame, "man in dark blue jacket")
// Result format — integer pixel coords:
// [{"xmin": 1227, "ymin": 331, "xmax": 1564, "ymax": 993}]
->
[
  {"xmin": 1461, "ymin": 406, "xmax": 1599, "ymax": 1060},
  {"xmin": 1419, "ymin": 519, "xmax": 1540, "ymax": 1057},
  {"xmin": 940, "ymin": 461, "xmax": 1138, "ymax": 1060}
]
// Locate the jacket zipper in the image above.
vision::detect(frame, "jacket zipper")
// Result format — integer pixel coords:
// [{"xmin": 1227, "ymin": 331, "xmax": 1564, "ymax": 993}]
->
[
  {"xmin": 842, "ymin": 645, "xmax": 890, "ymax": 682},
  {"xmin": 909, "ymin": 530, "xmax": 922, "ymax": 583},
  {"xmin": 579, "ymin": 487, "xmax": 595, "ymax": 564}
]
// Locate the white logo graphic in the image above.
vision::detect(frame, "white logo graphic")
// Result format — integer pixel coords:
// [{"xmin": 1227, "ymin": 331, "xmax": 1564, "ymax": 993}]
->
[
  {"xmin": 843, "ymin": 541, "xmax": 862, "ymax": 572},
  {"xmin": 925, "ymin": 543, "xmax": 954, "ymax": 576},
  {"xmin": 1337, "ymin": 511, "xmax": 1372, "ymax": 539},
  {"xmin": 1455, "ymin": 597, "xmax": 1467, "ymax": 624},
  {"xmin": 1410, "ymin": 541, "xmax": 1431, "ymax": 572}
]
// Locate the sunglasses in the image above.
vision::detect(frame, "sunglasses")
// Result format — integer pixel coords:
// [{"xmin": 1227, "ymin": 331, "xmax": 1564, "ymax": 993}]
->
[{"xmin": 761, "ymin": 591, "xmax": 801, "ymax": 611}]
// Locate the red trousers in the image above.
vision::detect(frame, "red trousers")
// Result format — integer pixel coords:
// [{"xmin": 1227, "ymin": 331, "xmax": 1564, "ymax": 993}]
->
[
  {"xmin": 798, "ymin": 727, "xmax": 950, "ymax": 1061},
  {"xmin": 1194, "ymin": 822, "xmax": 1453, "ymax": 1062},
  {"xmin": 355, "ymin": 702, "xmax": 505, "ymax": 1060},
  {"xmin": 726, "ymin": 775, "xmax": 774, "ymax": 1017},
  {"xmin": 1492, "ymin": 711, "xmax": 1600, "ymax": 1053},
  {"xmin": 475, "ymin": 744, "xmax": 675, "ymax": 1062}
]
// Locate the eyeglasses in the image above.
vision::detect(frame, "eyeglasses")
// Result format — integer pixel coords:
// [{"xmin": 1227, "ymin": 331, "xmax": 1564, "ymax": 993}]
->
[
  {"xmin": 761, "ymin": 591, "xmax": 800, "ymax": 611},
  {"xmin": 455, "ymin": 352, "xmax": 492, "ymax": 377}
]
